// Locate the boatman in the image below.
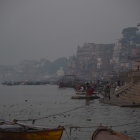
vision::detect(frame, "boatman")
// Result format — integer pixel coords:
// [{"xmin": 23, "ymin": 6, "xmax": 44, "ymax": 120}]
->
[{"xmin": 86, "ymin": 87, "xmax": 94, "ymax": 96}]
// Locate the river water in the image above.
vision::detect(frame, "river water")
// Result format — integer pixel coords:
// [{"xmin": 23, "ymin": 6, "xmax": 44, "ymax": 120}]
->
[{"xmin": 0, "ymin": 84, "xmax": 140, "ymax": 140}]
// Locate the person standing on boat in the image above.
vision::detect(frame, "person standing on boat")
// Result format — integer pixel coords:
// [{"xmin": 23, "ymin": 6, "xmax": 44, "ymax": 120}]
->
[
  {"xmin": 86, "ymin": 85, "xmax": 94, "ymax": 96},
  {"xmin": 85, "ymin": 82, "xmax": 90, "ymax": 89},
  {"xmin": 80, "ymin": 86, "xmax": 84, "ymax": 92}
]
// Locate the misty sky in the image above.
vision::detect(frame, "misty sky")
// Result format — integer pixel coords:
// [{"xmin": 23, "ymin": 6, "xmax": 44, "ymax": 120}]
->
[{"xmin": 0, "ymin": 0, "xmax": 140, "ymax": 65}]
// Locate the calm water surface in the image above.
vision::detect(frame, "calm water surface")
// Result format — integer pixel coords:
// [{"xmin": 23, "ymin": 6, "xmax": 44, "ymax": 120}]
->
[{"xmin": 0, "ymin": 85, "xmax": 140, "ymax": 140}]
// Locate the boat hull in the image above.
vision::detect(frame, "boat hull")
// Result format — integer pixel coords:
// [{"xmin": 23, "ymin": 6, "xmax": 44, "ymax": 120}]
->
[
  {"xmin": 0, "ymin": 126, "xmax": 64, "ymax": 140},
  {"xmin": 75, "ymin": 91, "xmax": 86, "ymax": 95},
  {"xmin": 92, "ymin": 126, "xmax": 135, "ymax": 140},
  {"xmin": 71, "ymin": 95, "xmax": 99, "ymax": 99}
]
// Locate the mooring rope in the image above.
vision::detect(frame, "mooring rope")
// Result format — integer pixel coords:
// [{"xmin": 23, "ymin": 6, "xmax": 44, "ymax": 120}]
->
[{"xmin": 15, "ymin": 105, "xmax": 86, "ymax": 123}]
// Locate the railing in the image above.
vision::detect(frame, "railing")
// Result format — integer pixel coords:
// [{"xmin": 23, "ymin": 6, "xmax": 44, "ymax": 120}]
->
[{"xmin": 115, "ymin": 82, "xmax": 134, "ymax": 96}]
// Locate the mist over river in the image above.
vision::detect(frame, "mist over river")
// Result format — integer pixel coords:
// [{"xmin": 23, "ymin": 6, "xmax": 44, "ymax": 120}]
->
[{"xmin": 0, "ymin": 85, "xmax": 140, "ymax": 140}]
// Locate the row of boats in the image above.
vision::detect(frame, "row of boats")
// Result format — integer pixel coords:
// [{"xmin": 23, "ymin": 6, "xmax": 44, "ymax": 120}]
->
[
  {"xmin": 0, "ymin": 121, "xmax": 135, "ymax": 140},
  {"xmin": 1, "ymin": 81, "xmax": 49, "ymax": 86}
]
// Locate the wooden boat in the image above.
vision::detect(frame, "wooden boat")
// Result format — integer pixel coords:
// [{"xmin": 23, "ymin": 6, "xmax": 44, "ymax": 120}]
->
[
  {"xmin": 58, "ymin": 75, "xmax": 82, "ymax": 88},
  {"xmin": 75, "ymin": 91, "xmax": 86, "ymax": 95},
  {"xmin": 71, "ymin": 95, "xmax": 99, "ymax": 100},
  {"xmin": 75, "ymin": 91, "xmax": 98, "ymax": 95},
  {"xmin": 0, "ymin": 121, "xmax": 64, "ymax": 140},
  {"xmin": 92, "ymin": 126, "xmax": 135, "ymax": 140}
]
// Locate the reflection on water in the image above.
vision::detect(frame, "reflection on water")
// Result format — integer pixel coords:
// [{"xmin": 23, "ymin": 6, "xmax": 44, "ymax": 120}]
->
[{"xmin": 0, "ymin": 85, "xmax": 140, "ymax": 140}]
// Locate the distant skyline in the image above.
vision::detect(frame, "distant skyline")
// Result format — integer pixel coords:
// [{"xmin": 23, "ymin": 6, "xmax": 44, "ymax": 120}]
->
[{"xmin": 0, "ymin": 0, "xmax": 140, "ymax": 65}]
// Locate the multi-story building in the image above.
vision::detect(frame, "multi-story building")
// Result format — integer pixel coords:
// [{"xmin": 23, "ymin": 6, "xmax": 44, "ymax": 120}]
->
[
  {"xmin": 75, "ymin": 43, "xmax": 114, "ymax": 80},
  {"xmin": 67, "ymin": 25, "xmax": 140, "ymax": 81},
  {"xmin": 112, "ymin": 25, "xmax": 140, "ymax": 73},
  {"xmin": 131, "ymin": 44, "xmax": 140, "ymax": 70}
]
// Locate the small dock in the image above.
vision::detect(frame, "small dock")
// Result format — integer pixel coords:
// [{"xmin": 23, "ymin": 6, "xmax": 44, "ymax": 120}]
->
[{"xmin": 71, "ymin": 95, "xmax": 99, "ymax": 100}]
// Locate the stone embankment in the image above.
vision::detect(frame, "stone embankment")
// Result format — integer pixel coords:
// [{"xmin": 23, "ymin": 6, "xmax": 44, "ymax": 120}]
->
[{"xmin": 101, "ymin": 71, "xmax": 140, "ymax": 107}]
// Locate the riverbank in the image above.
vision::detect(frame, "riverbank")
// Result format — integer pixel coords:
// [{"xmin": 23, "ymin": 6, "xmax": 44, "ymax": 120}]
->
[{"xmin": 100, "ymin": 71, "xmax": 140, "ymax": 107}]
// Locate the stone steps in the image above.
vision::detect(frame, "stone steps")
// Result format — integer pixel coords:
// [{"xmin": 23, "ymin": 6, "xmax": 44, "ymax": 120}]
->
[
  {"xmin": 131, "ymin": 86, "xmax": 140, "ymax": 91},
  {"xmin": 101, "ymin": 80, "xmax": 140, "ymax": 106},
  {"xmin": 117, "ymin": 82, "xmax": 140, "ymax": 95},
  {"xmin": 126, "ymin": 90, "xmax": 140, "ymax": 96},
  {"xmin": 114, "ymin": 83, "xmax": 134, "ymax": 95},
  {"xmin": 126, "ymin": 94, "xmax": 140, "ymax": 99},
  {"xmin": 120, "ymin": 95, "xmax": 140, "ymax": 103},
  {"xmin": 128, "ymin": 87, "xmax": 140, "ymax": 91}
]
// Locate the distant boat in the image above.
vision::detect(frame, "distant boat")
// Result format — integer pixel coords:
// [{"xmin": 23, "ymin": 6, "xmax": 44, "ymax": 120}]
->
[
  {"xmin": 1, "ymin": 81, "xmax": 49, "ymax": 86},
  {"xmin": 0, "ymin": 121, "xmax": 64, "ymax": 140},
  {"xmin": 92, "ymin": 126, "xmax": 135, "ymax": 140},
  {"xmin": 58, "ymin": 75, "xmax": 84, "ymax": 88}
]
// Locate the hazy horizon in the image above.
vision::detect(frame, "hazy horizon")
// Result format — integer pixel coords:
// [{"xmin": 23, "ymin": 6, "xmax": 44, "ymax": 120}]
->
[{"xmin": 0, "ymin": 0, "xmax": 140, "ymax": 65}]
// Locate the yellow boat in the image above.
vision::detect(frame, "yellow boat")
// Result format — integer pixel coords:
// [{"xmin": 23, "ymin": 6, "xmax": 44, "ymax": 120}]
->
[{"xmin": 0, "ymin": 121, "xmax": 64, "ymax": 140}]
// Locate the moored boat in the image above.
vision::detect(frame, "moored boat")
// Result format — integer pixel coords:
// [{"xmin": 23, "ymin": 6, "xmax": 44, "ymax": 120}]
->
[
  {"xmin": 75, "ymin": 91, "xmax": 87, "ymax": 95},
  {"xmin": 92, "ymin": 126, "xmax": 135, "ymax": 140},
  {"xmin": 71, "ymin": 95, "xmax": 99, "ymax": 100},
  {"xmin": 0, "ymin": 121, "xmax": 64, "ymax": 140},
  {"xmin": 75, "ymin": 90, "xmax": 98, "ymax": 95},
  {"xmin": 58, "ymin": 75, "xmax": 85, "ymax": 88}
]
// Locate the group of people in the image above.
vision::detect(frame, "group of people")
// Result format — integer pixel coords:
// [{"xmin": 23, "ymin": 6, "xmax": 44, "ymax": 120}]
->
[
  {"xmin": 103, "ymin": 80, "xmax": 125, "ymax": 100},
  {"xmin": 75, "ymin": 79, "xmax": 125, "ymax": 98},
  {"xmin": 75, "ymin": 82, "xmax": 96, "ymax": 96}
]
